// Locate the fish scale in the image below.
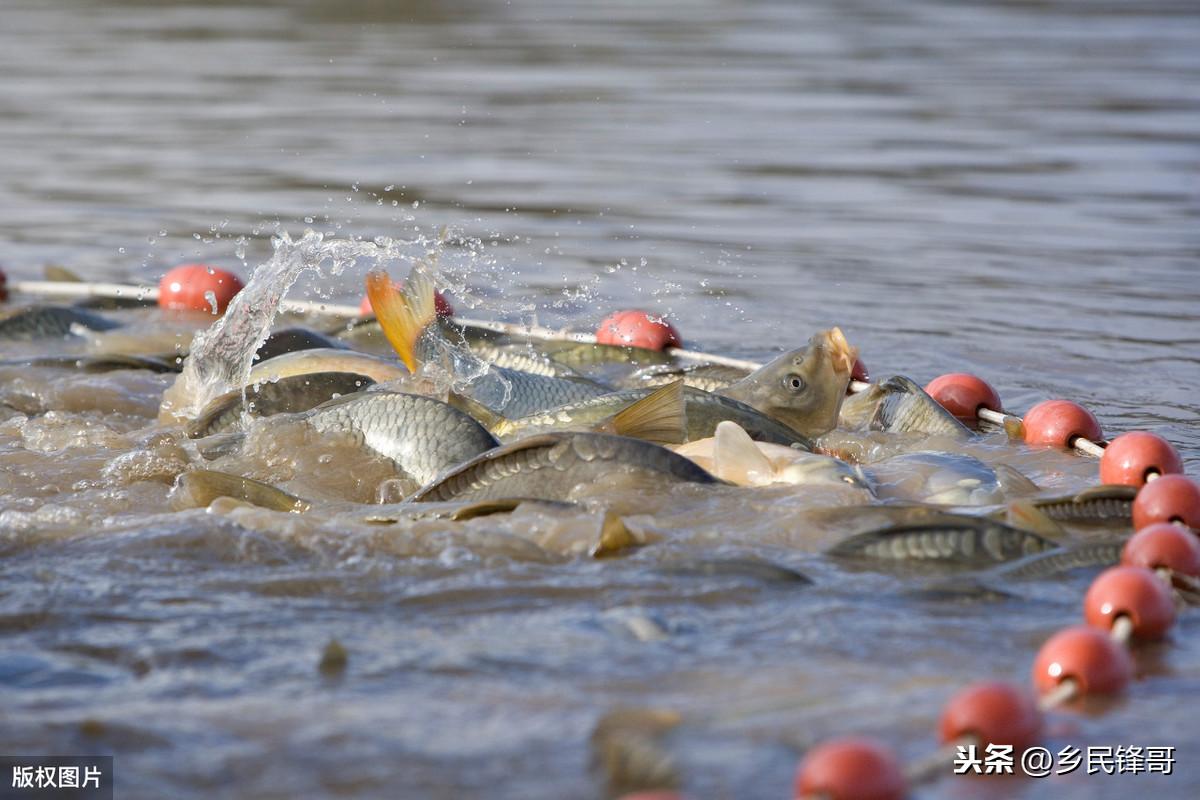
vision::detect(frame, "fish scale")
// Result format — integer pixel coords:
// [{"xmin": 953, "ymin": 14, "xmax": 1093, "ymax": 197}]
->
[
  {"xmin": 829, "ymin": 519, "xmax": 1056, "ymax": 565},
  {"xmin": 411, "ymin": 432, "xmax": 721, "ymax": 503},
  {"xmin": 305, "ymin": 391, "xmax": 499, "ymax": 487}
]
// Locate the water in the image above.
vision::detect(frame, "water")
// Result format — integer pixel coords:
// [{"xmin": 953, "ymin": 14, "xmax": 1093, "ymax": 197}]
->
[{"xmin": 2, "ymin": 1, "xmax": 1199, "ymax": 797}]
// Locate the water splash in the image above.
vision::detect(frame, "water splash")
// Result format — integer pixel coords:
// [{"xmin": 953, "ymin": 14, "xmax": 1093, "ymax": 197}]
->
[{"xmin": 160, "ymin": 230, "xmax": 420, "ymax": 423}]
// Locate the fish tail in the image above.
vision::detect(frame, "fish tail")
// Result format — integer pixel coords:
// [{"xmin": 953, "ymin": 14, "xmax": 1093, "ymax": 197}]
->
[
  {"xmin": 365, "ymin": 266, "xmax": 438, "ymax": 373},
  {"xmin": 599, "ymin": 380, "xmax": 687, "ymax": 445}
]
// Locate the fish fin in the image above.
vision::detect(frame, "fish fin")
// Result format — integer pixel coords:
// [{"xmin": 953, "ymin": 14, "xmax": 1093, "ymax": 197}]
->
[
  {"xmin": 590, "ymin": 511, "xmax": 641, "ymax": 558},
  {"xmin": 713, "ymin": 420, "xmax": 774, "ymax": 485},
  {"xmin": 597, "ymin": 380, "xmax": 687, "ymax": 445},
  {"xmin": 994, "ymin": 463, "xmax": 1040, "ymax": 497},
  {"xmin": 1002, "ymin": 416, "xmax": 1025, "ymax": 441},
  {"xmin": 365, "ymin": 267, "xmax": 437, "ymax": 372},
  {"xmin": 449, "ymin": 498, "xmax": 524, "ymax": 520},
  {"xmin": 194, "ymin": 431, "xmax": 246, "ymax": 460},
  {"xmin": 1006, "ymin": 500, "xmax": 1067, "ymax": 541},
  {"xmin": 446, "ymin": 390, "xmax": 507, "ymax": 432},
  {"xmin": 172, "ymin": 469, "xmax": 311, "ymax": 513},
  {"xmin": 44, "ymin": 264, "xmax": 84, "ymax": 282},
  {"xmin": 1075, "ymin": 484, "xmax": 1138, "ymax": 503}
]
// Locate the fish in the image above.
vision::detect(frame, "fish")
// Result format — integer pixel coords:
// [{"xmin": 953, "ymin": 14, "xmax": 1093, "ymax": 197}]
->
[
  {"xmin": 527, "ymin": 338, "xmax": 676, "ymax": 370},
  {"xmin": 0, "ymin": 354, "xmax": 180, "ymax": 373},
  {"xmin": 302, "ymin": 391, "xmax": 500, "ymax": 491},
  {"xmin": 464, "ymin": 384, "xmax": 813, "ymax": 448},
  {"xmin": 840, "ymin": 375, "xmax": 972, "ymax": 439},
  {"xmin": 716, "ymin": 327, "xmax": 857, "ymax": 438},
  {"xmin": 654, "ymin": 554, "xmax": 813, "ymax": 584},
  {"xmin": 988, "ymin": 538, "xmax": 1127, "ymax": 581},
  {"xmin": 172, "ymin": 468, "xmax": 574, "ymax": 521},
  {"xmin": 253, "ymin": 327, "xmax": 347, "ymax": 363},
  {"xmin": 999, "ymin": 484, "xmax": 1136, "ymax": 525},
  {"xmin": 186, "ymin": 371, "xmax": 376, "ymax": 437},
  {"xmin": 171, "ymin": 468, "xmax": 314, "ymax": 513},
  {"xmin": 171, "ymin": 468, "xmax": 641, "ymax": 557},
  {"xmin": 623, "ymin": 362, "xmax": 752, "ymax": 392},
  {"xmin": 409, "ymin": 431, "xmax": 723, "ymax": 503},
  {"xmin": 246, "ymin": 347, "xmax": 409, "ymax": 385},
  {"xmin": 861, "ymin": 451, "xmax": 1010, "ymax": 506},
  {"xmin": 0, "ymin": 305, "xmax": 122, "ymax": 341},
  {"xmin": 827, "ymin": 515, "xmax": 1058, "ymax": 566},
  {"xmin": 674, "ymin": 420, "xmax": 865, "ymax": 489},
  {"xmin": 451, "ymin": 380, "xmax": 689, "ymax": 446},
  {"xmin": 366, "ymin": 268, "xmax": 613, "ymax": 416},
  {"xmin": 462, "ymin": 340, "xmax": 584, "ymax": 379}
]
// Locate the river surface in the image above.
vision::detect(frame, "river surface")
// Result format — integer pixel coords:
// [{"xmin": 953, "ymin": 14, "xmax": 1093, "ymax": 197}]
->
[{"xmin": 1, "ymin": 1, "xmax": 1199, "ymax": 798}]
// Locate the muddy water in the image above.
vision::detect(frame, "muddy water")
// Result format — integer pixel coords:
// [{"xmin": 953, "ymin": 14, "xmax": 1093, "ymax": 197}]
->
[{"xmin": 2, "ymin": 1, "xmax": 1199, "ymax": 798}]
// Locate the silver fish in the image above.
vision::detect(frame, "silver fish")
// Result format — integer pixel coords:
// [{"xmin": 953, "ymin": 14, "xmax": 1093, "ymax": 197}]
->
[
  {"xmin": 476, "ymin": 385, "xmax": 812, "ymax": 448},
  {"xmin": 0, "ymin": 305, "xmax": 122, "ymax": 340},
  {"xmin": 841, "ymin": 375, "xmax": 972, "ymax": 440},
  {"xmin": 410, "ymin": 432, "xmax": 722, "ymax": 503},
  {"xmin": 827, "ymin": 516, "xmax": 1057, "ymax": 566},
  {"xmin": 304, "ymin": 391, "xmax": 500, "ymax": 488},
  {"xmin": 623, "ymin": 362, "xmax": 752, "ymax": 392},
  {"xmin": 187, "ymin": 371, "xmax": 376, "ymax": 437},
  {"xmin": 367, "ymin": 268, "xmax": 613, "ymax": 416},
  {"xmin": 862, "ymin": 451, "xmax": 1008, "ymax": 506},
  {"xmin": 1014, "ymin": 485, "xmax": 1136, "ymax": 525},
  {"xmin": 989, "ymin": 539, "xmax": 1127, "ymax": 581}
]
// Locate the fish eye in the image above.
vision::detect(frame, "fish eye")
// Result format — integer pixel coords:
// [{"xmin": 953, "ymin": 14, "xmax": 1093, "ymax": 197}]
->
[{"xmin": 784, "ymin": 374, "xmax": 806, "ymax": 392}]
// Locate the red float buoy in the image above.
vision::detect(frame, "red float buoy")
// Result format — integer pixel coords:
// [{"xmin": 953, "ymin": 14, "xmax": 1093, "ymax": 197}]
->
[
  {"xmin": 939, "ymin": 681, "xmax": 1042, "ymax": 752},
  {"xmin": 1122, "ymin": 522, "xmax": 1200, "ymax": 578},
  {"xmin": 794, "ymin": 737, "xmax": 906, "ymax": 800},
  {"xmin": 617, "ymin": 793, "xmax": 689, "ymax": 800},
  {"xmin": 158, "ymin": 263, "xmax": 244, "ymax": 314},
  {"xmin": 1100, "ymin": 432, "xmax": 1183, "ymax": 487},
  {"xmin": 0, "ymin": 266, "xmax": 8, "ymax": 303},
  {"xmin": 1022, "ymin": 399, "xmax": 1102, "ymax": 449},
  {"xmin": 1132, "ymin": 474, "xmax": 1200, "ymax": 531},
  {"xmin": 596, "ymin": 310, "xmax": 682, "ymax": 351},
  {"xmin": 1084, "ymin": 566, "xmax": 1176, "ymax": 640},
  {"xmin": 358, "ymin": 283, "xmax": 453, "ymax": 318},
  {"xmin": 1031, "ymin": 625, "xmax": 1133, "ymax": 696},
  {"xmin": 924, "ymin": 373, "xmax": 1001, "ymax": 421}
]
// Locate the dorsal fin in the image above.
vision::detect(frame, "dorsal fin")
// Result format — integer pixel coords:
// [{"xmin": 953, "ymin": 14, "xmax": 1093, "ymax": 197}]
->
[
  {"xmin": 365, "ymin": 267, "xmax": 437, "ymax": 372},
  {"xmin": 712, "ymin": 420, "xmax": 774, "ymax": 485},
  {"xmin": 597, "ymin": 380, "xmax": 687, "ymax": 445}
]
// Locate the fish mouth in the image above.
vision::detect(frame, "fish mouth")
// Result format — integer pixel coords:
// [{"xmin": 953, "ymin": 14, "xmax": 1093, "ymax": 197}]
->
[{"xmin": 820, "ymin": 326, "xmax": 857, "ymax": 376}]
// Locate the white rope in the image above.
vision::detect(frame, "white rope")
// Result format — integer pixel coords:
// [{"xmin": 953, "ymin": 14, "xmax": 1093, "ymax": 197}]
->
[
  {"xmin": 1110, "ymin": 614, "xmax": 1134, "ymax": 645},
  {"xmin": 1037, "ymin": 677, "xmax": 1079, "ymax": 712}
]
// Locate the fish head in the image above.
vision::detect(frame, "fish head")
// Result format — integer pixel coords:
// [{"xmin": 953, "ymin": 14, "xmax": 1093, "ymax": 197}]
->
[{"xmin": 720, "ymin": 327, "xmax": 857, "ymax": 437}]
